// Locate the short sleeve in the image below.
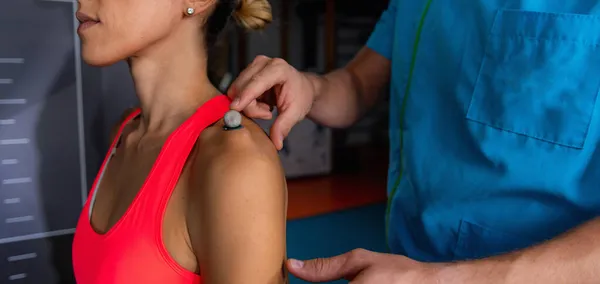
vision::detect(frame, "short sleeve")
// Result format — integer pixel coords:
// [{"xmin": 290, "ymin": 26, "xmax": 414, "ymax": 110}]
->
[{"xmin": 366, "ymin": 0, "xmax": 398, "ymax": 60}]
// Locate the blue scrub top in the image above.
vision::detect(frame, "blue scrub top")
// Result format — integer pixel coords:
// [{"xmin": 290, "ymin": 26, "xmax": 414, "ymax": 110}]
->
[{"xmin": 369, "ymin": 0, "xmax": 600, "ymax": 262}]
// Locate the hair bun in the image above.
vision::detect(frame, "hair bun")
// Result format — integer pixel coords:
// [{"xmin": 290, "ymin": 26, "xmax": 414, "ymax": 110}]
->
[{"xmin": 233, "ymin": 0, "xmax": 272, "ymax": 31}]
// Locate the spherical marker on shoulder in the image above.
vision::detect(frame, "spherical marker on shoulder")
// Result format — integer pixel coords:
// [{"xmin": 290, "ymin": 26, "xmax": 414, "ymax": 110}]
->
[{"xmin": 223, "ymin": 110, "xmax": 243, "ymax": 130}]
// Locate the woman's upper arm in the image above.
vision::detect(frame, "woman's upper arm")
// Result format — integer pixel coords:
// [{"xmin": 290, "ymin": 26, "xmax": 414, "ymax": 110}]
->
[{"xmin": 189, "ymin": 129, "xmax": 287, "ymax": 284}]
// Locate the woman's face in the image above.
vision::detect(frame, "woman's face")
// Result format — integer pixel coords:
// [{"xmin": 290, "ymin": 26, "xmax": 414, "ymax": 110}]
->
[{"xmin": 76, "ymin": 0, "xmax": 184, "ymax": 66}]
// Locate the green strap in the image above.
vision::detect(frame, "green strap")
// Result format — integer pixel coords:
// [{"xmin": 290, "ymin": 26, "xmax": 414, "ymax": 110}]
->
[{"xmin": 385, "ymin": 0, "xmax": 433, "ymax": 250}]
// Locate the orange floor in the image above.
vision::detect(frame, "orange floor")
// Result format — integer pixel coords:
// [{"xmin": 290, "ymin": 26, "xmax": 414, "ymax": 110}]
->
[{"xmin": 286, "ymin": 148, "xmax": 389, "ymax": 220}]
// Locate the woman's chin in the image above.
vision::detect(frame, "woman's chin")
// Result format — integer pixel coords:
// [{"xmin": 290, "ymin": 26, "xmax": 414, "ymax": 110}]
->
[{"xmin": 81, "ymin": 50, "xmax": 122, "ymax": 67}]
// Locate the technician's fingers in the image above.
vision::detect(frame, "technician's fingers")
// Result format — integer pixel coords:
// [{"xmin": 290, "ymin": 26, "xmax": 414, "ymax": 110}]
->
[
  {"xmin": 230, "ymin": 58, "xmax": 291, "ymax": 112},
  {"xmin": 228, "ymin": 55, "xmax": 270, "ymax": 95},
  {"xmin": 243, "ymin": 100, "xmax": 273, "ymax": 120},
  {"xmin": 270, "ymin": 109, "xmax": 300, "ymax": 150},
  {"xmin": 227, "ymin": 55, "xmax": 271, "ymax": 107},
  {"xmin": 287, "ymin": 249, "xmax": 372, "ymax": 283}
]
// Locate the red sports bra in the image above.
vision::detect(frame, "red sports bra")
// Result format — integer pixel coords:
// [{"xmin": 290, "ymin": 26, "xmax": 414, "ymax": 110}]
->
[{"xmin": 72, "ymin": 95, "xmax": 231, "ymax": 284}]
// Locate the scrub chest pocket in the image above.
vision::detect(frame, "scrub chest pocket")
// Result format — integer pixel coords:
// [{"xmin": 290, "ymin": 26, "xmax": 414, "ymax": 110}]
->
[{"xmin": 466, "ymin": 9, "xmax": 600, "ymax": 149}]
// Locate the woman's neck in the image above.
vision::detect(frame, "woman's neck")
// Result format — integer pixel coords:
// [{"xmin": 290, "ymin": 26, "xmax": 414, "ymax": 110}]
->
[{"xmin": 128, "ymin": 32, "xmax": 220, "ymax": 134}]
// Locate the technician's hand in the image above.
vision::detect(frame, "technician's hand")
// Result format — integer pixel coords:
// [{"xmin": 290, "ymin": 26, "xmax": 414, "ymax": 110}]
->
[
  {"xmin": 227, "ymin": 55, "xmax": 316, "ymax": 150},
  {"xmin": 286, "ymin": 249, "xmax": 440, "ymax": 284}
]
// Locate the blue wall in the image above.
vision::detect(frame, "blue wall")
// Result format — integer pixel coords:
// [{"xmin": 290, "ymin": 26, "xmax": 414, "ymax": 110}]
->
[{"xmin": 286, "ymin": 203, "xmax": 387, "ymax": 284}]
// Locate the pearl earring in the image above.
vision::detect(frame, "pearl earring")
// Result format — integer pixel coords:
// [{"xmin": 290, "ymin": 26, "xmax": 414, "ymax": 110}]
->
[{"xmin": 186, "ymin": 7, "xmax": 194, "ymax": 16}]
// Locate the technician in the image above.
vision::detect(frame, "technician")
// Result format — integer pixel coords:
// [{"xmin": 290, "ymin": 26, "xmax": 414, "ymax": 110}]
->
[{"xmin": 229, "ymin": 1, "xmax": 600, "ymax": 283}]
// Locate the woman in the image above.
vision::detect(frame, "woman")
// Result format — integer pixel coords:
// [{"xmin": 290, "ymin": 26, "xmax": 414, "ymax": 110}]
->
[{"xmin": 71, "ymin": 0, "xmax": 288, "ymax": 283}]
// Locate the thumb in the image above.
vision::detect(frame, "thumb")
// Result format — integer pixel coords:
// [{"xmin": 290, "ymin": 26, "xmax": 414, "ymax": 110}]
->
[
  {"xmin": 287, "ymin": 250, "xmax": 371, "ymax": 282},
  {"xmin": 270, "ymin": 111, "xmax": 297, "ymax": 151}
]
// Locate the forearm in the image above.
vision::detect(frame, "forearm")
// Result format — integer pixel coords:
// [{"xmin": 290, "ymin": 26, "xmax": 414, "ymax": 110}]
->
[
  {"xmin": 442, "ymin": 217, "xmax": 600, "ymax": 283},
  {"xmin": 305, "ymin": 69, "xmax": 368, "ymax": 128},
  {"xmin": 305, "ymin": 47, "xmax": 390, "ymax": 128}
]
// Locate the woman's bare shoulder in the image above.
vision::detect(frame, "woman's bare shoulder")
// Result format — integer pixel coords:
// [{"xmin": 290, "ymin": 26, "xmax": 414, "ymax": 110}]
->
[
  {"xmin": 109, "ymin": 107, "xmax": 139, "ymax": 143},
  {"xmin": 189, "ymin": 116, "xmax": 285, "ymax": 194},
  {"xmin": 186, "ymin": 117, "xmax": 288, "ymax": 284},
  {"xmin": 196, "ymin": 116, "xmax": 281, "ymax": 168}
]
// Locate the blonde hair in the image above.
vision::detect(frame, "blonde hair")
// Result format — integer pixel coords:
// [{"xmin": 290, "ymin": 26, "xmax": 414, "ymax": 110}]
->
[{"xmin": 232, "ymin": 0, "xmax": 272, "ymax": 30}]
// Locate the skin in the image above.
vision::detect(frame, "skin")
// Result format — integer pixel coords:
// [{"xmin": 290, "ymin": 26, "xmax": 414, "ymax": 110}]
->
[
  {"xmin": 78, "ymin": 0, "xmax": 287, "ymax": 282},
  {"xmin": 188, "ymin": 117, "xmax": 287, "ymax": 284},
  {"xmin": 228, "ymin": 49, "xmax": 600, "ymax": 283},
  {"xmin": 228, "ymin": 48, "xmax": 391, "ymax": 149}
]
